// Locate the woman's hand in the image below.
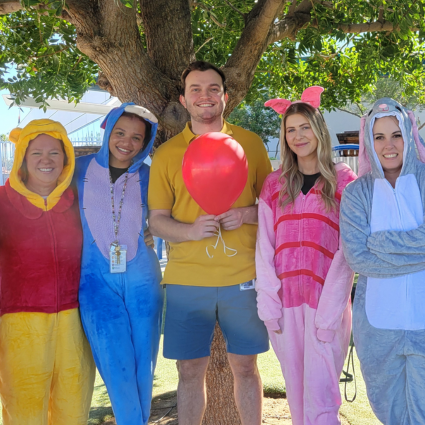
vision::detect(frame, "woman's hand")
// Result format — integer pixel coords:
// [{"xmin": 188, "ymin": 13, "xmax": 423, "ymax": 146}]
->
[
  {"xmin": 273, "ymin": 329, "xmax": 282, "ymax": 334},
  {"xmin": 144, "ymin": 227, "xmax": 154, "ymax": 248}
]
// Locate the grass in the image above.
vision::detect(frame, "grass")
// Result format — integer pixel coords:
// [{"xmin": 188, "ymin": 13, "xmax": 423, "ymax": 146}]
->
[
  {"xmin": 86, "ymin": 337, "xmax": 380, "ymax": 425},
  {"xmin": 339, "ymin": 350, "xmax": 381, "ymax": 425}
]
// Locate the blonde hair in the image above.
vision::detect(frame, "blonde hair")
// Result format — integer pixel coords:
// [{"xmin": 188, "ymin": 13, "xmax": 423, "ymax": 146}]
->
[{"xmin": 278, "ymin": 103, "xmax": 337, "ymax": 211}]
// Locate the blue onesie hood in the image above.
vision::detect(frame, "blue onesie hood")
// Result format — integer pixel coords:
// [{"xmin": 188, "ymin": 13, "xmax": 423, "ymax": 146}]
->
[{"xmin": 96, "ymin": 102, "xmax": 158, "ymax": 173}]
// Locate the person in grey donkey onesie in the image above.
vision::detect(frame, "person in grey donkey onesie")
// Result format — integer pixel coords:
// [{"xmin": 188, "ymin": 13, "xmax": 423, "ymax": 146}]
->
[{"xmin": 340, "ymin": 98, "xmax": 425, "ymax": 425}]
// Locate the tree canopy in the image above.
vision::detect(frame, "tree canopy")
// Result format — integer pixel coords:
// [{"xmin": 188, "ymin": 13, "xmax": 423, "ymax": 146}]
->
[
  {"xmin": 228, "ymin": 96, "xmax": 280, "ymax": 152},
  {"xmin": 0, "ymin": 0, "xmax": 425, "ymax": 143}
]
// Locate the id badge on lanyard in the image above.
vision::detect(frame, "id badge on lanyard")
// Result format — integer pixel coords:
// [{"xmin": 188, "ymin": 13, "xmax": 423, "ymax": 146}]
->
[
  {"xmin": 109, "ymin": 169, "xmax": 129, "ymax": 274},
  {"xmin": 110, "ymin": 244, "xmax": 127, "ymax": 273}
]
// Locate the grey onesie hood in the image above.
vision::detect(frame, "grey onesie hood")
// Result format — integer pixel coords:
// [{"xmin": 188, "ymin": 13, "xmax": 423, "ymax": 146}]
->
[{"xmin": 359, "ymin": 97, "xmax": 425, "ymax": 178}]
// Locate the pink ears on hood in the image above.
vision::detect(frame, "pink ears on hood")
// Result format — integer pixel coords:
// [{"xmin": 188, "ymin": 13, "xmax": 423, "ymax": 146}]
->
[
  {"xmin": 264, "ymin": 86, "xmax": 324, "ymax": 115},
  {"xmin": 407, "ymin": 110, "xmax": 425, "ymax": 163},
  {"xmin": 358, "ymin": 115, "xmax": 372, "ymax": 177}
]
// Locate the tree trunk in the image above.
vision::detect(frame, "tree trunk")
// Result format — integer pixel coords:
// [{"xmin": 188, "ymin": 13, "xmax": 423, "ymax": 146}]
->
[{"xmin": 202, "ymin": 323, "xmax": 242, "ymax": 425}]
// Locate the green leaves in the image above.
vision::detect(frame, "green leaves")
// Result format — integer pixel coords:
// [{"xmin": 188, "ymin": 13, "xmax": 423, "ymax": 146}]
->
[
  {"xmin": 119, "ymin": 0, "xmax": 134, "ymax": 8},
  {"xmin": 0, "ymin": 9, "xmax": 97, "ymax": 110},
  {"xmin": 228, "ymin": 95, "xmax": 281, "ymax": 148}
]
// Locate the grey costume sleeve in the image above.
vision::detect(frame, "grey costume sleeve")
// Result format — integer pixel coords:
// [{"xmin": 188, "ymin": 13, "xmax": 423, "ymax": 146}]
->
[
  {"xmin": 340, "ymin": 182, "xmax": 425, "ymax": 277},
  {"xmin": 367, "ymin": 222, "xmax": 425, "ymax": 262}
]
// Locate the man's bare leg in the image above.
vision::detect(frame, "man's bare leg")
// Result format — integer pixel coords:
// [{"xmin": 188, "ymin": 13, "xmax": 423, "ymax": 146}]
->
[
  {"xmin": 228, "ymin": 353, "xmax": 263, "ymax": 425},
  {"xmin": 177, "ymin": 356, "xmax": 210, "ymax": 425}
]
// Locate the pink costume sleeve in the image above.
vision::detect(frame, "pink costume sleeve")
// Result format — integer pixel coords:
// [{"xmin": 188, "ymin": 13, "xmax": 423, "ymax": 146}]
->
[
  {"xmin": 255, "ymin": 180, "xmax": 283, "ymax": 332},
  {"xmin": 315, "ymin": 163, "xmax": 357, "ymax": 342},
  {"xmin": 314, "ymin": 233, "xmax": 354, "ymax": 342}
]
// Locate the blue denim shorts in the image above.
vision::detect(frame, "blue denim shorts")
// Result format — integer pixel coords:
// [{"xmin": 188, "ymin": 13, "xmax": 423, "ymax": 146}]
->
[{"xmin": 163, "ymin": 283, "xmax": 269, "ymax": 360}]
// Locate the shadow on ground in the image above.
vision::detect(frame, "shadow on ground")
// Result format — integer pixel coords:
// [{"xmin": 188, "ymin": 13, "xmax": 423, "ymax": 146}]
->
[
  {"xmin": 89, "ymin": 390, "xmax": 352, "ymax": 425},
  {"xmin": 89, "ymin": 406, "xmax": 114, "ymax": 424}
]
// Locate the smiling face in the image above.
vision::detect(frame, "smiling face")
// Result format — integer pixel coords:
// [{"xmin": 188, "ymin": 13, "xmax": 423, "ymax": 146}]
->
[
  {"xmin": 179, "ymin": 69, "xmax": 228, "ymax": 128},
  {"xmin": 109, "ymin": 115, "xmax": 146, "ymax": 168},
  {"xmin": 285, "ymin": 113, "xmax": 319, "ymax": 163},
  {"xmin": 23, "ymin": 134, "xmax": 65, "ymax": 196},
  {"xmin": 373, "ymin": 116, "xmax": 404, "ymax": 180}
]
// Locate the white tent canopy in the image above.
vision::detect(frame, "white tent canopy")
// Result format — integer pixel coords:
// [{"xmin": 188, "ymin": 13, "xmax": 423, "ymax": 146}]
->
[{"xmin": 2, "ymin": 90, "xmax": 121, "ymax": 135}]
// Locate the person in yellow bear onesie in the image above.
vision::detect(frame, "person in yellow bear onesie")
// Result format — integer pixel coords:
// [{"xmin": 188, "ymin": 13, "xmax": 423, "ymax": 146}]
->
[{"xmin": 0, "ymin": 119, "xmax": 96, "ymax": 425}]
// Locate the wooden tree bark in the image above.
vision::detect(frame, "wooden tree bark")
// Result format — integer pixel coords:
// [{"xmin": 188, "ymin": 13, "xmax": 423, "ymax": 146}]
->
[{"xmin": 202, "ymin": 323, "xmax": 242, "ymax": 425}]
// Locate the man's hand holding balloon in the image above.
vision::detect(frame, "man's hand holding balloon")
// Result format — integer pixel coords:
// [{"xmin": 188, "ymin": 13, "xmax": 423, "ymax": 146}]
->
[
  {"xmin": 188, "ymin": 215, "xmax": 220, "ymax": 240},
  {"xmin": 215, "ymin": 206, "xmax": 258, "ymax": 231},
  {"xmin": 215, "ymin": 209, "xmax": 244, "ymax": 231}
]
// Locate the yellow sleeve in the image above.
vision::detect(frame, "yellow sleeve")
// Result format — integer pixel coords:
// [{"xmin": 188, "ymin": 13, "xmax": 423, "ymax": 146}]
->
[
  {"xmin": 255, "ymin": 138, "xmax": 273, "ymax": 198},
  {"xmin": 148, "ymin": 147, "xmax": 175, "ymax": 211}
]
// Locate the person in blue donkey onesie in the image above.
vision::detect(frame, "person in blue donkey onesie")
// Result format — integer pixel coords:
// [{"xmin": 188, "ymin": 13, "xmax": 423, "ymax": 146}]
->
[
  {"xmin": 340, "ymin": 98, "xmax": 425, "ymax": 425},
  {"xmin": 75, "ymin": 103, "xmax": 164, "ymax": 425}
]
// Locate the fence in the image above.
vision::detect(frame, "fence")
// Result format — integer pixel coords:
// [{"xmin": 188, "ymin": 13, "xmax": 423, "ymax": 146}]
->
[
  {"xmin": 0, "ymin": 141, "xmax": 15, "ymax": 185},
  {"xmin": 332, "ymin": 144, "xmax": 359, "ymax": 175}
]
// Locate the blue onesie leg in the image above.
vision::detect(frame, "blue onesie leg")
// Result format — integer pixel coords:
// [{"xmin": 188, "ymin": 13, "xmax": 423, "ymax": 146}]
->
[
  {"xmin": 353, "ymin": 281, "xmax": 425, "ymax": 425},
  {"xmin": 124, "ymin": 260, "xmax": 163, "ymax": 423},
  {"xmin": 79, "ymin": 267, "xmax": 163, "ymax": 425}
]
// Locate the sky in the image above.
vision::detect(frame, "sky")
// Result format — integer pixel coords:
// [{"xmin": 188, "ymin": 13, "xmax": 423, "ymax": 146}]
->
[{"xmin": 0, "ymin": 89, "xmax": 30, "ymax": 135}]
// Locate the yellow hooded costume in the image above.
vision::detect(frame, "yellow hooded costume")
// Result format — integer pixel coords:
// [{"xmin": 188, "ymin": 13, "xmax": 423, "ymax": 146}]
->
[{"xmin": 0, "ymin": 119, "xmax": 95, "ymax": 425}]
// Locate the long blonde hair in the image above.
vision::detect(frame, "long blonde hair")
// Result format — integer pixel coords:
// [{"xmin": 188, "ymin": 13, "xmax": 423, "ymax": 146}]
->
[{"xmin": 279, "ymin": 103, "xmax": 337, "ymax": 211}]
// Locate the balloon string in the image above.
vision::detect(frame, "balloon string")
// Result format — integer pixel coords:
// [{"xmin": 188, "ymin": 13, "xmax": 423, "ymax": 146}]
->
[{"xmin": 206, "ymin": 224, "xmax": 237, "ymax": 258}]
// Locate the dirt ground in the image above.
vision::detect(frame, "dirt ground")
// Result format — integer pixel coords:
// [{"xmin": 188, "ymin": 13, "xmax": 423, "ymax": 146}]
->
[{"xmin": 142, "ymin": 393, "xmax": 350, "ymax": 425}]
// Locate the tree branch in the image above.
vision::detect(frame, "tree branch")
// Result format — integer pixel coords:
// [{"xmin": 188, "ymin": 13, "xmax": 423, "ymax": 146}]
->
[
  {"xmin": 195, "ymin": 37, "xmax": 214, "ymax": 55},
  {"xmin": 296, "ymin": 0, "xmax": 315, "ymax": 14},
  {"xmin": 192, "ymin": 2, "xmax": 227, "ymax": 27},
  {"xmin": 335, "ymin": 107, "xmax": 362, "ymax": 118},
  {"xmin": 269, "ymin": 0, "xmax": 313, "ymax": 43},
  {"xmin": 223, "ymin": 0, "xmax": 286, "ymax": 113},
  {"xmin": 339, "ymin": 20, "xmax": 394, "ymax": 34},
  {"xmin": 0, "ymin": 0, "xmax": 23, "ymax": 14},
  {"xmin": 223, "ymin": 0, "xmax": 246, "ymax": 21},
  {"xmin": 0, "ymin": 0, "xmax": 50, "ymax": 14},
  {"xmin": 288, "ymin": 0, "xmax": 297, "ymax": 15},
  {"xmin": 140, "ymin": 0, "xmax": 195, "ymax": 81},
  {"xmin": 378, "ymin": 7, "xmax": 384, "ymax": 23}
]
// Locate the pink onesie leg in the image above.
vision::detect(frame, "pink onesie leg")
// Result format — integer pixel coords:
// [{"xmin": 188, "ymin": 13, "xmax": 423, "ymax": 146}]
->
[
  {"xmin": 269, "ymin": 305, "xmax": 306, "ymax": 425},
  {"xmin": 303, "ymin": 304, "xmax": 351, "ymax": 425},
  {"xmin": 269, "ymin": 304, "xmax": 351, "ymax": 425}
]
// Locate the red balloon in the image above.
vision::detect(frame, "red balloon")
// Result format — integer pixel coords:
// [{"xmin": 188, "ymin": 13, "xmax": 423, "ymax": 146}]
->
[{"xmin": 182, "ymin": 132, "xmax": 248, "ymax": 215}]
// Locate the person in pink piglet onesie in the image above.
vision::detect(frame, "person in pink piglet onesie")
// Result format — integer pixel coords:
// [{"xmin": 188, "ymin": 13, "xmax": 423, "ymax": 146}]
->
[{"xmin": 255, "ymin": 87, "xmax": 357, "ymax": 425}]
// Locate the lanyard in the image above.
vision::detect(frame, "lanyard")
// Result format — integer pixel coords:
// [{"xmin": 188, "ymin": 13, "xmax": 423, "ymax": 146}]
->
[{"xmin": 109, "ymin": 169, "xmax": 129, "ymax": 246}]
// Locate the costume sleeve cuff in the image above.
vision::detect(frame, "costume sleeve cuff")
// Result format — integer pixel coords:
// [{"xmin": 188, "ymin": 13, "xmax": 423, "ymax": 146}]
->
[
  {"xmin": 264, "ymin": 319, "xmax": 280, "ymax": 332},
  {"xmin": 316, "ymin": 328, "xmax": 335, "ymax": 342}
]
